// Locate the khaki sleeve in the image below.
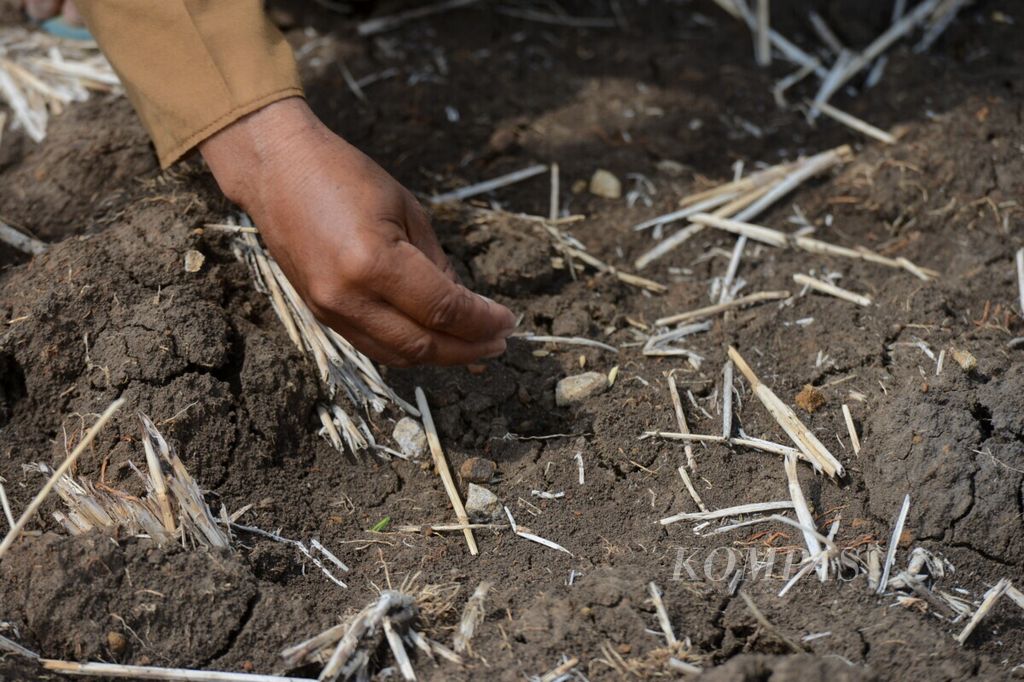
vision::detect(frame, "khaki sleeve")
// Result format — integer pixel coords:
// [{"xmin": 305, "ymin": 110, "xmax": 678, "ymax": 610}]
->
[{"xmin": 76, "ymin": 1, "xmax": 304, "ymax": 168}]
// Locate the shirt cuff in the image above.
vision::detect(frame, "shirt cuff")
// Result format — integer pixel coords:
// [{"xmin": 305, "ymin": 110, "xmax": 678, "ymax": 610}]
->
[{"xmin": 76, "ymin": 0, "xmax": 305, "ymax": 168}]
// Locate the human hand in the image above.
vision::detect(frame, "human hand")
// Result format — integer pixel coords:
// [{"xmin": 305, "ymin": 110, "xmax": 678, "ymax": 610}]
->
[
  {"xmin": 22, "ymin": 0, "xmax": 81, "ymax": 24},
  {"xmin": 200, "ymin": 97, "xmax": 517, "ymax": 367}
]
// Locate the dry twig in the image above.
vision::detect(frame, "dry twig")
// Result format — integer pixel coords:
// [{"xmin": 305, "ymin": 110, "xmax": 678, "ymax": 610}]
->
[
  {"xmin": 430, "ymin": 164, "xmax": 548, "ymax": 204},
  {"xmin": 677, "ymin": 465, "xmax": 708, "ymax": 514},
  {"xmin": 416, "ymin": 387, "xmax": 478, "ymax": 555},
  {"xmin": 656, "ymin": 290, "xmax": 790, "ymax": 327},
  {"xmin": 0, "ymin": 398, "xmax": 123, "ymax": 561},
  {"xmin": 667, "ymin": 373, "xmax": 696, "ymax": 471},
  {"xmin": 688, "ymin": 212, "xmax": 935, "ymax": 279},
  {"xmin": 648, "ymin": 582, "xmax": 678, "ymax": 646},
  {"xmin": 40, "ymin": 660, "xmax": 315, "ymax": 682},
  {"xmin": 878, "ymin": 494, "xmax": 911, "ymax": 594},
  {"xmin": 956, "ymin": 578, "xmax": 1011, "ymax": 645},
  {"xmin": 728, "ymin": 346, "xmax": 844, "ymax": 477},
  {"xmin": 1016, "ymin": 248, "xmax": 1024, "ymax": 317},
  {"xmin": 0, "ymin": 28, "xmax": 120, "ymax": 142},
  {"xmin": 661, "ymin": 501, "xmax": 795, "ymax": 526},
  {"xmin": 793, "ymin": 273, "xmax": 872, "ymax": 307},
  {"xmin": 140, "ymin": 414, "xmax": 175, "ymax": 533},
  {"xmin": 453, "ymin": 581, "xmax": 491, "ymax": 654},
  {"xmin": 784, "ymin": 453, "xmax": 825, "ymax": 581},
  {"xmin": 842, "ymin": 404, "xmax": 861, "ymax": 454},
  {"xmin": 283, "ymin": 590, "xmax": 440, "ymax": 681},
  {"xmin": 0, "ymin": 476, "xmax": 14, "ymax": 530},
  {"xmin": 815, "ymin": 101, "xmax": 896, "ymax": 144},
  {"xmin": 0, "ymin": 219, "xmax": 46, "ymax": 255}
]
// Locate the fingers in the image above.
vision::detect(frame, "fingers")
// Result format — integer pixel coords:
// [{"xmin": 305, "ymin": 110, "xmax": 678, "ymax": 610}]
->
[
  {"xmin": 372, "ymin": 240, "xmax": 516, "ymax": 344},
  {"xmin": 62, "ymin": 0, "xmax": 83, "ymax": 25},
  {"xmin": 23, "ymin": 0, "xmax": 61, "ymax": 20},
  {"xmin": 316, "ymin": 298, "xmax": 507, "ymax": 367},
  {"xmin": 403, "ymin": 197, "xmax": 459, "ymax": 284}
]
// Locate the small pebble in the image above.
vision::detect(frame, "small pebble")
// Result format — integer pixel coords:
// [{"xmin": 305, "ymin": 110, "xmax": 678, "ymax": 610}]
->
[
  {"xmin": 656, "ymin": 159, "xmax": 686, "ymax": 177},
  {"xmin": 951, "ymin": 348, "xmax": 977, "ymax": 371},
  {"xmin": 183, "ymin": 249, "xmax": 205, "ymax": 273},
  {"xmin": 460, "ymin": 456, "xmax": 496, "ymax": 484},
  {"xmin": 106, "ymin": 631, "xmax": 127, "ymax": 657},
  {"xmin": 588, "ymin": 169, "xmax": 622, "ymax": 199},
  {"xmin": 464, "ymin": 483, "xmax": 501, "ymax": 522},
  {"xmin": 555, "ymin": 371, "xmax": 609, "ymax": 406},
  {"xmin": 392, "ymin": 417, "xmax": 427, "ymax": 460}
]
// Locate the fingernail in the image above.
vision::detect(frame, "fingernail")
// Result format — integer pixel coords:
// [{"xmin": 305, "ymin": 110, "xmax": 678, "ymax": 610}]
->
[
  {"xmin": 476, "ymin": 292, "xmax": 518, "ymax": 331},
  {"xmin": 476, "ymin": 292, "xmax": 512, "ymax": 315}
]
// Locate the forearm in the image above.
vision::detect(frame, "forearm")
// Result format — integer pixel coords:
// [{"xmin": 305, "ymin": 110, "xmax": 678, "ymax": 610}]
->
[{"xmin": 76, "ymin": 0, "xmax": 304, "ymax": 167}]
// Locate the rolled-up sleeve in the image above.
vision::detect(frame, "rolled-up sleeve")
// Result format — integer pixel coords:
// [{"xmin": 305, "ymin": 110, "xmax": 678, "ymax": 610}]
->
[{"xmin": 77, "ymin": 1, "xmax": 304, "ymax": 167}]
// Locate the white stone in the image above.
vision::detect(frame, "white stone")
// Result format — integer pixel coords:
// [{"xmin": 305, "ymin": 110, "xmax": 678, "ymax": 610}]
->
[
  {"xmin": 464, "ymin": 483, "xmax": 501, "ymax": 522},
  {"xmin": 589, "ymin": 169, "xmax": 622, "ymax": 199},
  {"xmin": 555, "ymin": 371, "xmax": 609, "ymax": 406},
  {"xmin": 184, "ymin": 249, "xmax": 205, "ymax": 273},
  {"xmin": 392, "ymin": 417, "xmax": 427, "ymax": 460}
]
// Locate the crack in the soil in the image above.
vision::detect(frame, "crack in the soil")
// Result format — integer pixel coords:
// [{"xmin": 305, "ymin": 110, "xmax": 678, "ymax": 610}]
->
[
  {"xmin": 855, "ymin": 628, "xmax": 870, "ymax": 659},
  {"xmin": 949, "ymin": 541, "xmax": 1015, "ymax": 567},
  {"xmin": 949, "ymin": 466, "xmax": 979, "ymax": 530},
  {"xmin": 969, "ymin": 401, "xmax": 993, "ymax": 441},
  {"xmin": 203, "ymin": 590, "xmax": 260, "ymax": 667},
  {"xmin": 706, "ymin": 591, "xmax": 733, "ymax": 650},
  {"xmin": 879, "ymin": 327, "xmax": 904, "ymax": 369}
]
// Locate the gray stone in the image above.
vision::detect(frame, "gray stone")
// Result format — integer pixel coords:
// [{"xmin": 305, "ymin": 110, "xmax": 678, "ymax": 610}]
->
[
  {"xmin": 392, "ymin": 417, "xmax": 427, "ymax": 460},
  {"xmin": 464, "ymin": 483, "xmax": 501, "ymax": 522},
  {"xmin": 555, "ymin": 371, "xmax": 609, "ymax": 406}
]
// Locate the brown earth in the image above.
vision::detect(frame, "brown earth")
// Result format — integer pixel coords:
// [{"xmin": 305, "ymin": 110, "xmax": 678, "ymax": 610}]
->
[{"xmin": 2, "ymin": 1, "xmax": 1024, "ymax": 680}]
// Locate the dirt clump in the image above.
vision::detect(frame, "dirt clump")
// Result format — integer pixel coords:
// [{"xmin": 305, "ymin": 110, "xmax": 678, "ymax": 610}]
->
[
  {"xmin": 794, "ymin": 384, "xmax": 826, "ymax": 413},
  {"xmin": 0, "ymin": 532, "xmax": 255, "ymax": 666}
]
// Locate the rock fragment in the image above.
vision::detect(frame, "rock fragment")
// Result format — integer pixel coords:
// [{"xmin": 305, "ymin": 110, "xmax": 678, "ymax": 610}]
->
[
  {"xmin": 589, "ymin": 169, "xmax": 621, "ymax": 199},
  {"xmin": 951, "ymin": 348, "xmax": 977, "ymax": 371},
  {"xmin": 460, "ymin": 457, "xmax": 496, "ymax": 484},
  {"xmin": 392, "ymin": 417, "xmax": 427, "ymax": 459},
  {"xmin": 465, "ymin": 483, "xmax": 501, "ymax": 522},
  {"xmin": 184, "ymin": 249, "xmax": 205, "ymax": 273},
  {"xmin": 555, "ymin": 371, "xmax": 609, "ymax": 406},
  {"xmin": 105, "ymin": 631, "xmax": 127, "ymax": 657}
]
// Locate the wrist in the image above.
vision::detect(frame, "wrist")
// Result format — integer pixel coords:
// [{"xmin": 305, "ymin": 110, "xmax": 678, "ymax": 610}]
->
[{"xmin": 199, "ymin": 97, "xmax": 320, "ymax": 208}]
